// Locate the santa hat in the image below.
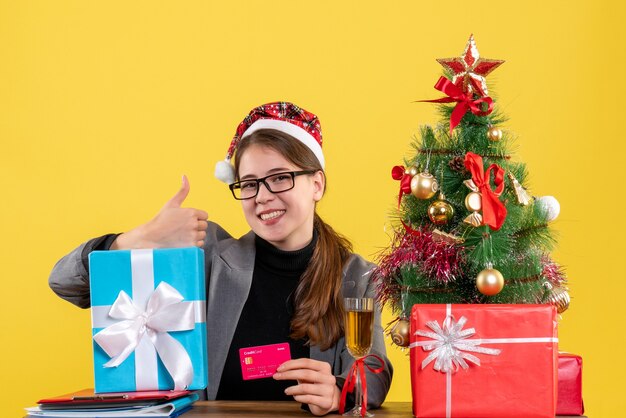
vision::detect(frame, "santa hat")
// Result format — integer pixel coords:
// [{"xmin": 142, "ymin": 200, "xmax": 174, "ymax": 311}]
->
[{"xmin": 215, "ymin": 101, "xmax": 324, "ymax": 184}]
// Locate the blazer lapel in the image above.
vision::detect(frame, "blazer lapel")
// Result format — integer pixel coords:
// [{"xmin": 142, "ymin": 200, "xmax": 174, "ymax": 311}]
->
[{"xmin": 206, "ymin": 231, "xmax": 256, "ymax": 399}]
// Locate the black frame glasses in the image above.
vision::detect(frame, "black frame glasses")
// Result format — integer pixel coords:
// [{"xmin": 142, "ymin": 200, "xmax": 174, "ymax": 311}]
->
[{"xmin": 229, "ymin": 170, "xmax": 318, "ymax": 200}]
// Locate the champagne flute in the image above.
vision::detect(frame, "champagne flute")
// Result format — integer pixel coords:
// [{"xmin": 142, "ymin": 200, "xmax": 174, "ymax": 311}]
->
[{"xmin": 343, "ymin": 297, "xmax": 375, "ymax": 417}]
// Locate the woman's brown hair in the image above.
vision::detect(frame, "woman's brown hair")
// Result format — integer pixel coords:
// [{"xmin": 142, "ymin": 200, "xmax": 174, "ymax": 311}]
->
[{"xmin": 233, "ymin": 128, "xmax": 352, "ymax": 350}]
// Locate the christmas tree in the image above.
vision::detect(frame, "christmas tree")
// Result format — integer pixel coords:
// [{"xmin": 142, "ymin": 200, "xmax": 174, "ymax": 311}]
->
[{"xmin": 374, "ymin": 35, "xmax": 569, "ymax": 348}]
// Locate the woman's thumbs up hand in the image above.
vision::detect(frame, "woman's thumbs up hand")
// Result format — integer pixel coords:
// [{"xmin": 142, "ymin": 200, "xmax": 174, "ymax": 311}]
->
[{"xmin": 111, "ymin": 175, "xmax": 209, "ymax": 250}]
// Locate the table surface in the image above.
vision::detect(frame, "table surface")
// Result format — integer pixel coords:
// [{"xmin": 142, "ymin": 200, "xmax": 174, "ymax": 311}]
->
[{"xmin": 183, "ymin": 401, "xmax": 587, "ymax": 417}]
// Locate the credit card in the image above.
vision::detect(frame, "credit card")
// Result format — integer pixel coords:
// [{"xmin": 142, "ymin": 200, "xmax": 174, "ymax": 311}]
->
[{"xmin": 239, "ymin": 342, "xmax": 291, "ymax": 380}]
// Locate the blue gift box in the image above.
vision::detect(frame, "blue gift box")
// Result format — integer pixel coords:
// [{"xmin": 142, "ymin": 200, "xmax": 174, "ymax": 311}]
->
[{"xmin": 89, "ymin": 247, "xmax": 208, "ymax": 393}]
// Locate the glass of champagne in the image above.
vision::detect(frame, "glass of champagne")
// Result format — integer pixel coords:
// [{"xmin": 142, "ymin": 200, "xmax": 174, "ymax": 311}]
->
[{"xmin": 343, "ymin": 297, "xmax": 375, "ymax": 417}]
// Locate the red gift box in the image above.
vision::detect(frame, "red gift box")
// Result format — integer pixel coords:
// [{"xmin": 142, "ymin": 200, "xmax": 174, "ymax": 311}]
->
[
  {"xmin": 410, "ymin": 304, "xmax": 558, "ymax": 418},
  {"xmin": 557, "ymin": 353, "xmax": 584, "ymax": 415}
]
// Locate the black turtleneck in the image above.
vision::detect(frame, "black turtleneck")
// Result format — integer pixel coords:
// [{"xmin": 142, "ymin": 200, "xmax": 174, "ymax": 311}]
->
[{"xmin": 216, "ymin": 231, "xmax": 317, "ymax": 400}]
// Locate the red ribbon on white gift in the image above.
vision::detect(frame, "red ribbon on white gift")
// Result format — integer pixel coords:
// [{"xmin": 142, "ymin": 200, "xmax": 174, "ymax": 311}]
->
[{"xmin": 410, "ymin": 304, "xmax": 558, "ymax": 418}]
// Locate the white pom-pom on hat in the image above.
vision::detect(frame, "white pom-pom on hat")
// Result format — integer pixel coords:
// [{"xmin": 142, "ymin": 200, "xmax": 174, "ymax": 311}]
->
[{"xmin": 215, "ymin": 158, "xmax": 236, "ymax": 184}]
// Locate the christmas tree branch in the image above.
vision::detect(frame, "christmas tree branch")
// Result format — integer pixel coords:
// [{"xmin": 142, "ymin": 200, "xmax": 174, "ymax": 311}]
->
[
  {"xmin": 401, "ymin": 285, "xmax": 457, "ymax": 294},
  {"xmin": 416, "ymin": 148, "xmax": 512, "ymax": 160},
  {"xmin": 512, "ymin": 223, "xmax": 550, "ymax": 239},
  {"xmin": 506, "ymin": 274, "xmax": 542, "ymax": 283}
]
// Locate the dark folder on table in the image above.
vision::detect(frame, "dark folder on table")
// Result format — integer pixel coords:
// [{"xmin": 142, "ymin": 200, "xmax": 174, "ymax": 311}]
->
[{"xmin": 37, "ymin": 388, "xmax": 191, "ymax": 409}]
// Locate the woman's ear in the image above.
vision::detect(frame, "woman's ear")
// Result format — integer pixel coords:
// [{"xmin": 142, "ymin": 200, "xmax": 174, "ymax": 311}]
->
[{"xmin": 312, "ymin": 170, "xmax": 325, "ymax": 202}]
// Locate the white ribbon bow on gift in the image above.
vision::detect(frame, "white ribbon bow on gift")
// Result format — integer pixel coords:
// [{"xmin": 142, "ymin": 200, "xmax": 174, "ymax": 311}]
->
[
  {"xmin": 413, "ymin": 315, "xmax": 501, "ymax": 373},
  {"xmin": 93, "ymin": 281, "xmax": 195, "ymax": 390}
]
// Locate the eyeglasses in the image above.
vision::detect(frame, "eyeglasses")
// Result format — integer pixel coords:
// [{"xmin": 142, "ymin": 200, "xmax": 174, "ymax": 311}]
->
[{"xmin": 229, "ymin": 170, "xmax": 318, "ymax": 200}]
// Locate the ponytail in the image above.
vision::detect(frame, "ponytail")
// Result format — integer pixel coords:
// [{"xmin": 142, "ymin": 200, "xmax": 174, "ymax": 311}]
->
[{"xmin": 290, "ymin": 213, "xmax": 352, "ymax": 350}]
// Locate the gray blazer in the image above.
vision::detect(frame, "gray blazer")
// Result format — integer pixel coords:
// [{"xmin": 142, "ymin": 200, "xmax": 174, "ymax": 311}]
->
[{"xmin": 49, "ymin": 221, "xmax": 393, "ymax": 408}]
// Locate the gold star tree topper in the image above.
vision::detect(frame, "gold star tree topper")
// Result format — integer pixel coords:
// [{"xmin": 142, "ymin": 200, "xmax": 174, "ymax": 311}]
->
[{"xmin": 436, "ymin": 34, "xmax": 504, "ymax": 97}]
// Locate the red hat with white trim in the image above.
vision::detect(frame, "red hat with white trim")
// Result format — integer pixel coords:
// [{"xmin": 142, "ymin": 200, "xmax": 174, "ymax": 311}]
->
[{"xmin": 215, "ymin": 101, "xmax": 324, "ymax": 184}]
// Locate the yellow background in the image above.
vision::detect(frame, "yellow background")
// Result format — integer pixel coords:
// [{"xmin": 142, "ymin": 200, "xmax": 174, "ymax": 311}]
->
[{"xmin": 1, "ymin": 1, "xmax": 624, "ymax": 417}]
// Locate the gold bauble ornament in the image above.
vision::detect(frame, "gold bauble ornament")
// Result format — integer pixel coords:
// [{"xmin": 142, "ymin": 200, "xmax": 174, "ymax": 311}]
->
[
  {"xmin": 390, "ymin": 318, "xmax": 411, "ymax": 347},
  {"xmin": 547, "ymin": 285, "xmax": 570, "ymax": 314},
  {"xmin": 487, "ymin": 126, "xmax": 503, "ymax": 141},
  {"xmin": 410, "ymin": 171, "xmax": 439, "ymax": 200},
  {"xmin": 476, "ymin": 265, "xmax": 505, "ymax": 296},
  {"xmin": 407, "ymin": 166, "xmax": 419, "ymax": 177},
  {"xmin": 428, "ymin": 195, "xmax": 455, "ymax": 225}
]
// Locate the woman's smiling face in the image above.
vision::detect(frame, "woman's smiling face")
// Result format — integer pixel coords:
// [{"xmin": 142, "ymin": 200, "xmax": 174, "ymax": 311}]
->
[{"xmin": 237, "ymin": 144, "xmax": 324, "ymax": 251}]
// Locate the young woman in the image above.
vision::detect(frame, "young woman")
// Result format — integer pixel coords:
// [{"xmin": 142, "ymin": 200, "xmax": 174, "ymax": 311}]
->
[{"xmin": 49, "ymin": 102, "xmax": 393, "ymax": 416}]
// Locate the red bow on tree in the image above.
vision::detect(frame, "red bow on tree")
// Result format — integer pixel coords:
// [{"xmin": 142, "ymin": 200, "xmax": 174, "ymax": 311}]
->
[
  {"xmin": 464, "ymin": 152, "xmax": 507, "ymax": 231},
  {"xmin": 420, "ymin": 76, "xmax": 494, "ymax": 135},
  {"xmin": 339, "ymin": 354, "xmax": 385, "ymax": 418},
  {"xmin": 391, "ymin": 165, "xmax": 413, "ymax": 208}
]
